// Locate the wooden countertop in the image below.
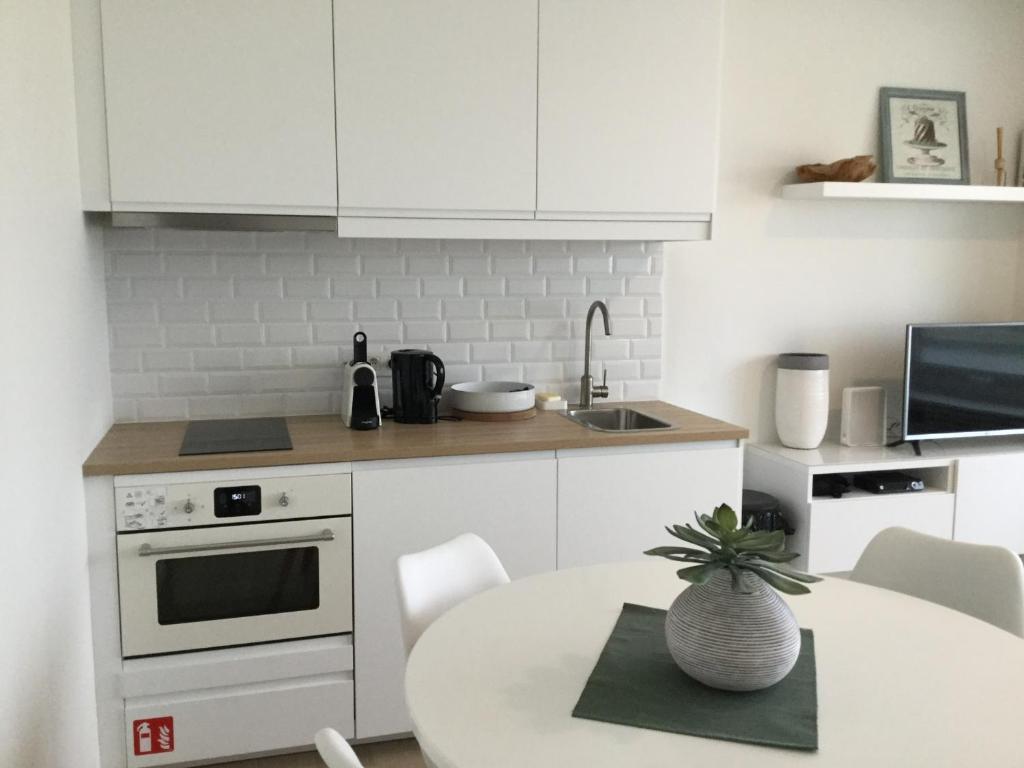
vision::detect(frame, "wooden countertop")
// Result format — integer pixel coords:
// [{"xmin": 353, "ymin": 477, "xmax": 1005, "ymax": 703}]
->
[{"xmin": 82, "ymin": 401, "xmax": 748, "ymax": 477}]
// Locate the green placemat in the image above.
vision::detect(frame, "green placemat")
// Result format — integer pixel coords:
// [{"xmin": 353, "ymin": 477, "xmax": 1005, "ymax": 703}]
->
[{"xmin": 572, "ymin": 603, "xmax": 818, "ymax": 751}]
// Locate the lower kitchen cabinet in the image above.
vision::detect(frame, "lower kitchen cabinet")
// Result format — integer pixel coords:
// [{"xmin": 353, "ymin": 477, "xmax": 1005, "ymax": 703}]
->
[
  {"xmin": 352, "ymin": 452, "xmax": 558, "ymax": 739},
  {"xmin": 556, "ymin": 443, "xmax": 743, "ymax": 568}
]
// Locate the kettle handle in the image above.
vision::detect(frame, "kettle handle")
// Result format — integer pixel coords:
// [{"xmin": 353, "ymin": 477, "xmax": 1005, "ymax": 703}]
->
[{"xmin": 425, "ymin": 353, "xmax": 445, "ymax": 399}]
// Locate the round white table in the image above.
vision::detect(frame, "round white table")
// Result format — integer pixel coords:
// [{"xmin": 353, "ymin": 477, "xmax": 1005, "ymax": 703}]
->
[{"xmin": 406, "ymin": 560, "xmax": 1024, "ymax": 767}]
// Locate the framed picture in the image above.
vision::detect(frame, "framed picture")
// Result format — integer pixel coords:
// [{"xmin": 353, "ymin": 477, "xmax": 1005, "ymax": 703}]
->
[
  {"xmin": 1017, "ymin": 130, "xmax": 1024, "ymax": 186},
  {"xmin": 879, "ymin": 87, "xmax": 969, "ymax": 184}
]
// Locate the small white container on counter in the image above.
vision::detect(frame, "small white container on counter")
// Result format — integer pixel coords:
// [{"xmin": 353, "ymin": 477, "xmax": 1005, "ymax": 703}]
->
[{"xmin": 775, "ymin": 353, "xmax": 829, "ymax": 449}]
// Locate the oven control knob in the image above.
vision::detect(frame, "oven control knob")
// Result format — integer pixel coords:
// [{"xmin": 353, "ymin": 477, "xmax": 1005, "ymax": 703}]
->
[
  {"xmin": 279, "ymin": 492, "xmax": 290, "ymax": 508},
  {"xmin": 183, "ymin": 499, "xmax": 194, "ymax": 515}
]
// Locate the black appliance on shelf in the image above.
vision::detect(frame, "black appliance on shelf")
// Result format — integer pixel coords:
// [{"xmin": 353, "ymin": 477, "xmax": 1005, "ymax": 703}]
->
[{"xmin": 390, "ymin": 349, "xmax": 445, "ymax": 424}]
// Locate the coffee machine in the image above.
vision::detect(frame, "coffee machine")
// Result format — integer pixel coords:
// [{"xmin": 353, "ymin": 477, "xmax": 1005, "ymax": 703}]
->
[
  {"xmin": 341, "ymin": 332, "xmax": 381, "ymax": 430},
  {"xmin": 390, "ymin": 349, "xmax": 445, "ymax": 424}
]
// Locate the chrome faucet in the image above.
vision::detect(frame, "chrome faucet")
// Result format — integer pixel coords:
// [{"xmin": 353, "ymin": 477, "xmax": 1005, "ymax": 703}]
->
[{"xmin": 578, "ymin": 300, "xmax": 611, "ymax": 408}]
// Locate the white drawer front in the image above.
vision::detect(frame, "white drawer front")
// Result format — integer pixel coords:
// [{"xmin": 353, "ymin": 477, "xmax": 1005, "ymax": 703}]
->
[
  {"xmin": 808, "ymin": 492, "xmax": 955, "ymax": 573},
  {"xmin": 125, "ymin": 675, "xmax": 353, "ymax": 766}
]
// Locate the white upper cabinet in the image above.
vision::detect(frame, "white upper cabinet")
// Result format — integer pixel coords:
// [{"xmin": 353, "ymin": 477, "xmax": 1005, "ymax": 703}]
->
[
  {"xmin": 537, "ymin": 0, "xmax": 722, "ymax": 221},
  {"xmin": 335, "ymin": 0, "xmax": 538, "ymax": 219},
  {"xmin": 100, "ymin": 0, "xmax": 337, "ymax": 215}
]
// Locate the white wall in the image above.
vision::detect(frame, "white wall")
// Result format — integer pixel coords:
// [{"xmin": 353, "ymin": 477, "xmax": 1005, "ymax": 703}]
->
[
  {"xmin": 0, "ymin": 1, "xmax": 112, "ymax": 766},
  {"xmin": 662, "ymin": 0, "xmax": 1024, "ymax": 441}
]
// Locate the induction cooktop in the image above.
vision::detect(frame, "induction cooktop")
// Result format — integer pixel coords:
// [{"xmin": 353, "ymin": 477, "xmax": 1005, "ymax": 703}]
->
[{"xmin": 179, "ymin": 417, "xmax": 293, "ymax": 456}]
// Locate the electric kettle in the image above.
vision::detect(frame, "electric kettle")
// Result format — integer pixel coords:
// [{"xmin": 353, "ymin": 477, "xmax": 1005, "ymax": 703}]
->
[{"xmin": 390, "ymin": 349, "xmax": 445, "ymax": 424}]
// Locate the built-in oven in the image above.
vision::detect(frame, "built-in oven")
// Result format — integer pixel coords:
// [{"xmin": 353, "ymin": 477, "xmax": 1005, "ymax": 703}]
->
[{"xmin": 115, "ymin": 472, "xmax": 352, "ymax": 658}]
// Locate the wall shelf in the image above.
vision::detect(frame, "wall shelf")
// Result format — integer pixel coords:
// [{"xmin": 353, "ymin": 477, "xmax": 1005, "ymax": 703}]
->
[{"xmin": 781, "ymin": 181, "xmax": 1024, "ymax": 203}]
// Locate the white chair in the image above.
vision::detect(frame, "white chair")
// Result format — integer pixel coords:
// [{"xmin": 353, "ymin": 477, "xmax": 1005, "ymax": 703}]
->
[
  {"xmin": 396, "ymin": 532, "xmax": 510, "ymax": 655},
  {"xmin": 314, "ymin": 728, "xmax": 363, "ymax": 768},
  {"xmin": 850, "ymin": 527, "xmax": 1024, "ymax": 637}
]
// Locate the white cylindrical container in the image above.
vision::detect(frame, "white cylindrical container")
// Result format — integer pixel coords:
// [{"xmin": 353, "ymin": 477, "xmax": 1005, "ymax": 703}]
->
[{"xmin": 775, "ymin": 353, "xmax": 829, "ymax": 449}]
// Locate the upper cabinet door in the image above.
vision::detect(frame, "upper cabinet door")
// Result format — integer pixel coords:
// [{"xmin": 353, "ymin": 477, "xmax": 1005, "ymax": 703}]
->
[
  {"xmin": 101, "ymin": 0, "xmax": 337, "ymax": 214},
  {"xmin": 537, "ymin": 0, "xmax": 722, "ymax": 220},
  {"xmin": 335, "ymin": 0, "xmax": 538, "ymax": 218}
]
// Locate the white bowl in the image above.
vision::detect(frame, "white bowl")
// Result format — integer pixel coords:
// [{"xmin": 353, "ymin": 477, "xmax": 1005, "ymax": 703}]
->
[{"xmin": 449, "ymin": 381, "xmax": 536, "ymax": 413}]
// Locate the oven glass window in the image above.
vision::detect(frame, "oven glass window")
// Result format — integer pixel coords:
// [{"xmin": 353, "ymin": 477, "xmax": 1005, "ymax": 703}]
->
[{"xmin": 155, "ymin": 547, "xmax": 320, "ymax": 625}]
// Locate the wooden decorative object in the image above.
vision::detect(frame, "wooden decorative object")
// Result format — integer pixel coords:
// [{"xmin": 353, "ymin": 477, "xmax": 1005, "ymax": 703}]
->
[
  {"xmin": 796, "ymin": 155, "xmax": 876, "ymax": 183},
  {"xmin": 995, "ymin": 127, "xmax": 1006, "ymax": 186},
  {"xmin": 451, "ymin": 407, "xmax": 537, "ymax": 422}
]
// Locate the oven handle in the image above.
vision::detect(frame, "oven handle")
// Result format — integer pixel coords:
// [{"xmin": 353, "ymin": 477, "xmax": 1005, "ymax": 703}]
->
[{"xmin": 137, "ymin": 528, "xmax": 335, "ymax": 557}]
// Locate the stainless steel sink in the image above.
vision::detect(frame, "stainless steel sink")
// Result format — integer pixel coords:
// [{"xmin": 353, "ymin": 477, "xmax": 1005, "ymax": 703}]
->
[{"xmin": 562, "ymin": 407, "xmax": 674, "ymax": 433}]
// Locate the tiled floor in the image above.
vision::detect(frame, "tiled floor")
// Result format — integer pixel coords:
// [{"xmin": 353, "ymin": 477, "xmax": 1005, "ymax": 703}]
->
[{"xmin": 209, "ymin": 738, "xmax": 426, "ymax": 768}]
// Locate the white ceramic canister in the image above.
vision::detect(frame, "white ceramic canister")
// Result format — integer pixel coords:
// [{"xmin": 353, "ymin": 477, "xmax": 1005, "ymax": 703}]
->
[{"xmin": 775, "ymin": 353, "xmax": 829, "ymax": 449}]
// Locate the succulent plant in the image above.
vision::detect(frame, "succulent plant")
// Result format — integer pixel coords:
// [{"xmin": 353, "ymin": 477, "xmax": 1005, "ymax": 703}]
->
[{"xmin": 645, "ymin": 503, "xmax": 822, "ymax": 595}]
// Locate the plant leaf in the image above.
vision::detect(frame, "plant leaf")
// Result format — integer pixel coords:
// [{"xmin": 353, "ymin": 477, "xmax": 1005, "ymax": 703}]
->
[
  {"xmin": 737, "ymin": 549, "xmax": 800, "ymax": 564},
  {"xmin": 727, "ymin": 565, "xmax": 752, "ymax": 594},
  {"xmin": 712, "ymin": 503, "xmax": 738, "ymax": 532},
  {"xmin": 666, "ymin": 524, "xmax": 720, "ymax": 551},
  {"xmin": 675, "ymin": 561, "xmax": 726, "ymax": 585},
  {"xmin": 743, "ymin": 564, "xmax": 812, "ymax": 595},
  {"xmin": 644, "ymin": 545, "xmax": 714, "ymax": 558},
  {"xmin": 751, "ymin": 562, "xmax": 823, "ymax": 583}
]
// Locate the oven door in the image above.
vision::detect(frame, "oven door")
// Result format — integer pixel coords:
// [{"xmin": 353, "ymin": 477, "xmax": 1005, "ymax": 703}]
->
[{"xmin": 117, "ymin": 517, "xmax": 352, "ymax": 657}]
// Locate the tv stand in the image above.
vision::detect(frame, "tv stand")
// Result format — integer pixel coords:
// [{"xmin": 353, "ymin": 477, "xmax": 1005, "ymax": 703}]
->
[
  {"xmin": 885, "ymin": 439, "xmax": 922, "ymax": 456},
  {"xmin": 745, "ymin": 439, "xmax": 1024, "ymax": 573}
]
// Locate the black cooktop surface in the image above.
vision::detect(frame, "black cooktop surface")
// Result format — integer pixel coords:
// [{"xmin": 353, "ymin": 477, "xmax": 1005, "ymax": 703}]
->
[{"xmin": 179, "ymin": 417, "xmax": 293, "ymax": 456}]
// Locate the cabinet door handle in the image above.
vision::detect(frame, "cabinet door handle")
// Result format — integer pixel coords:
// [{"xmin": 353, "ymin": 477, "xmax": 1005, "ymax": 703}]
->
[{"xmin": 138, "ymin": 529, "xmax": 334, "ymax": 557}]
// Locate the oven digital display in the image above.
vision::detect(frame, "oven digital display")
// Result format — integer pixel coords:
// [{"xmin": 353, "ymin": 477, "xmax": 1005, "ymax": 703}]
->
[{"xmin": 213, "ymin": 485, "xmax": 261, "ymax": 517}]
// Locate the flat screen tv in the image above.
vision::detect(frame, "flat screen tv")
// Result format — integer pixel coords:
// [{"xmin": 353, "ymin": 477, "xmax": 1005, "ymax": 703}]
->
[{"xmin": 903, "ymin": 322, "xmax": 1024, "ymax": 441}]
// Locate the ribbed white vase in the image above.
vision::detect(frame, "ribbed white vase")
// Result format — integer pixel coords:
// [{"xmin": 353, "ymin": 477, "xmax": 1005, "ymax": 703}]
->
[
  {"xmin": 775, "ymin": 353, "xmax": 829, "ymax": 450},
  {"xmin": 665, "ymin": 570, "xmax": 801, "ymax": 691}
]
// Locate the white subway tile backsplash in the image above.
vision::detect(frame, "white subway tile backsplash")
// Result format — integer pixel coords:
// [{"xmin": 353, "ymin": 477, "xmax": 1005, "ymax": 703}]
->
[
  {"xmin": 217, "ymin": 253, "xmax": 266, "ymax": 275},
  {"xmin": 194, "ymin": 348, "xmax": 243, "ymax": 370},
  {"xmin": 165, "ymin": 325, "xmax": 214, "ymax": 347},
  {"xmin": 489, "ymin": 321, "xmax": 530, "ymax": 340},
  {"xmin": 217, "ymin": 323, "xmax": 264, "ymax": 348},
  {"xmin": 284, "ymin": 278, "xmax": 330, "ymax": 299},
  {"xmin": 444, "ymin": 299, "xmax": 485, "ymax": 319},
  {"xmin": 512, "ymin": 341, "xmax": 551, "ymax": 362},
  {"xmin": 108, "ymin": 303, "xmax": 158, "ymax": 324},
  {"xmin": 244, "ymin": 348, "xmax": 293, "ymax": 368},
  {"xmin": 464, "ymin": 277, "xmax": 505, "ymax": 296},
  {"xmin": 106, "ymin": 231, "xmax": 662, "ymax": 420},
  {"xmin": 114, "ymin": 325, "xmax": 164, "ymax": 348},
  {"xmin": 211, "ymin": 302, "xmax": 258, "ymax": 322},
  {"xmin": 143, "ymin": 349, "xmax": 192, "ymax": 371},
  {"xmin": 184, "ymin": 278, "xmax": 232, "ymax": 299},
  {"xmin": 405, "ymin": 321, "xmax": 446, "ymax": 342},
  {"xmin": 399, "ymin": 299, "xmax": 442, "ymax": 320},
  {"xmin": 159, "ymin": 373, "xmax": 209, "ymax": 396},
  {"xmin": 265, "ymin": 324, "xmax": 312, "ymax": 346},
  {"xmin": 235, "ymin": 277, "xmax": 283, "ymax": 298},
  {"xmin": 133, "ymin": 277, "xmax": 183, "ymax": 300},
  {"xmin": 627, "ymin": 276, "xmax": 661, "ymax": 295},
  {"xmin": 267, "ymin": 254, "xmax": 314, "ymax": 275},
  {"xmin": 332, "ymin": 278, "xmax": 376, "ymax": 298},
  {"xmin": 471, "ymin": 342, "xmax": 511, "ymax": 363},
  {"xmin": 315, "ymin": 254, "xmax": 359, "ymax": 275},
  {"xmin": 264, "ymin": 301, "xmax": 312, "ymax": 322},
  {"xmin": 114, "ymin": 252, "xmax": 163, "ymax": 275},
  {"xmin": 484, "ymin": 299, "xmax": 525, "ymax": 319},
  {"xmin": 447, "ymin": 321, "xmax": 488, "ymax": 341},
  {"xmin": 482, "ymin": 363, "xmax": 524, "ymax": 381},
  {"xmin": 161, "ymin": 302, "xmax": 209, "ymax": 323},
  {"xmin": 422, "ymin": 277, "xmax": 462, "ymax": 296}
]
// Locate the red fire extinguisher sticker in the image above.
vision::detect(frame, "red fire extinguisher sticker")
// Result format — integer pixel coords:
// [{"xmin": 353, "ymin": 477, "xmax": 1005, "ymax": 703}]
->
[{"xmin": 133, "ymin": 717, "xmax": 174, "ymax": 756}]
